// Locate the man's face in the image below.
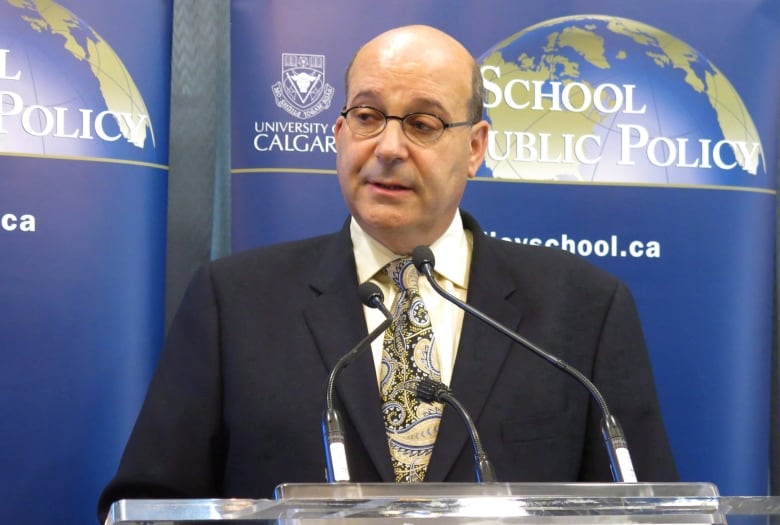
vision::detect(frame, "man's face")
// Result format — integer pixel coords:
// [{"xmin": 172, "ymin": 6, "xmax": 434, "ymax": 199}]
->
[{"xmin": 334, "ymin": 29, "xmax": 488, "ymax": 254}]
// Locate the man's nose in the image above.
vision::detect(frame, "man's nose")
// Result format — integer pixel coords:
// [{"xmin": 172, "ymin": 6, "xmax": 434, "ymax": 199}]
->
[{"xmin": 374, "ymin": 118, "xmax": 409, "ymax": 161}]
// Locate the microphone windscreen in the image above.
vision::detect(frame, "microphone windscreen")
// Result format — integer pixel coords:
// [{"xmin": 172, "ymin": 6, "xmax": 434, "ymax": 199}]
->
[
  {"xmin": 357, "ymin": 281, "xmax": 383, "ymax": 308},
  {"xmin": 412, "ymin": 245, "xmax": 435, "ymax": 272}
]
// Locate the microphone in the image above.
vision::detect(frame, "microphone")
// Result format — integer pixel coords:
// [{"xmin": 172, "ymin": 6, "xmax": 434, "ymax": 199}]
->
[
  {"xmin": 416, "ymin": 378, "xmax": 497, "ymax": 483},
  {"xmin": 322, "ymin": 281, "xmax": 393, "ymax": 483},
  {"xmin": 411, "ymin": 245, "xmax": 638, "ymax": 483}
]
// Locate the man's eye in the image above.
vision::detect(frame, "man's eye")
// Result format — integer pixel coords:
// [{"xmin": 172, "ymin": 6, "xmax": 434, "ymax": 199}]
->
[
  {"xmin": 353, "ymin": 109, "xmax": 382, "ymax": 122},
  {"xmin": 407, "ymin": 115, "xmax": 440, "ymax": 134},
  {"xmin": 356, "ymin": 113, "xmax": 375, "ymax": 122}
]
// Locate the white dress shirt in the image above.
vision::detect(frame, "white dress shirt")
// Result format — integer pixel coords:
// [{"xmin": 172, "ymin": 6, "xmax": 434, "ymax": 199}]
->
[{"xmin": 350, "ymin": 211, "xmax": 472, "ymax": 386}]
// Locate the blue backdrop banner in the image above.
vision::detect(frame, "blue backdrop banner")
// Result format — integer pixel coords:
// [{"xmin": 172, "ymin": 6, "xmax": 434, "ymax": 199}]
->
[
  {"xmin": 231, "ymin": 0, "xmax": 778, "ymax": 497},
  {"xmin": 0, "ymin": 1, "xmax": 171, "ymax": 523}
]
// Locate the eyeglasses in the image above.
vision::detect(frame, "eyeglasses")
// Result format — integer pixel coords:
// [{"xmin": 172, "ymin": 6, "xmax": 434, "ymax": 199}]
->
[{"xmin": 340, "ymin": 105, "xmax": 472, "ymax": 145}]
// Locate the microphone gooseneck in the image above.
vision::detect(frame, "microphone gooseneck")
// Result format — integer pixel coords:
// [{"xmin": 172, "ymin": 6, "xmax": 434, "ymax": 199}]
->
[
  {"xmin": 411, "ymin": 245, "xmax": 637, "ymax": 483},
  {"xmin": 416, "ymin": 378, "xmax": 497, "ymax": 483},
  {"xmin": 323, "ymin": 281, "xmax": 393, "ymax": 483},
  {"xmin": 325, "ymin": 282, "xmax": 392, "ymax": 410}
]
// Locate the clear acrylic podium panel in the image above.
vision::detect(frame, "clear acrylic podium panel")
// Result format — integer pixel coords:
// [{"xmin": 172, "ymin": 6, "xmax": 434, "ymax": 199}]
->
[{"xmin": 106, "ymin": 482, "xmax": 780, "ymax": 524}]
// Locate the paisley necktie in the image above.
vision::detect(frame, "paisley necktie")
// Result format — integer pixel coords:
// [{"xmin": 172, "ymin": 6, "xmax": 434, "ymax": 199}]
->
[{"xmin": 380, "ymin": 258, "xmax": 443, "ymax": 482}]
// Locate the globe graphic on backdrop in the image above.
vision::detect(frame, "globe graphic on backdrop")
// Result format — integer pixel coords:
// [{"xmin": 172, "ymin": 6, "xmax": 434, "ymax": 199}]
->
[
  {"xmin": 0, "ymin": 0, "xmax": 154, "ymax": 160},
  {"xmin": 477, "ymin": 15, "xmax": 766, "ymax": 188}
]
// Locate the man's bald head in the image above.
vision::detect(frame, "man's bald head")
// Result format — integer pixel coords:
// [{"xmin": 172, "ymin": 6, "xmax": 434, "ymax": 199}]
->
[{"xmin": 344, "ymin": 25, "xmax": 484, "ymax": 124}]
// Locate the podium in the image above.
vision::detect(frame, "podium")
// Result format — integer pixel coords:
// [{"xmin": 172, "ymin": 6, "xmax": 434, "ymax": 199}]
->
[{"xmin": 105, "ymin": 482, "xmax": 780, "ymax": 524}]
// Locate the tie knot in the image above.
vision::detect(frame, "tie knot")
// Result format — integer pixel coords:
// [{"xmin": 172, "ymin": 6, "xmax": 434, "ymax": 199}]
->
[{"xmin": 386, "ymin": 258, "xmax": 419, "ymax": 292}]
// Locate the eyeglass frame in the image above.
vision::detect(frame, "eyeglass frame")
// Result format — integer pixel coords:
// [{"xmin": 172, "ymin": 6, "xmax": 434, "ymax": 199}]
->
[{"xmin": 339, "ymin": 105, "xmax": 474, "ymax": 145}]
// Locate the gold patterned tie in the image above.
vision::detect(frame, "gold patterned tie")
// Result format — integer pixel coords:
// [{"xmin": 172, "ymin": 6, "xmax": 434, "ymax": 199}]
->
[{"xmin": 380, "ymin": 258, "xmax": 443, "ymax": 482}]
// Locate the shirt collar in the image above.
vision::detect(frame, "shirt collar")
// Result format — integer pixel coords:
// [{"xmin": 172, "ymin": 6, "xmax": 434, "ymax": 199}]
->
[{"xmin": 351, "ymin": 211, "xmax": 471, "ymax": 288}]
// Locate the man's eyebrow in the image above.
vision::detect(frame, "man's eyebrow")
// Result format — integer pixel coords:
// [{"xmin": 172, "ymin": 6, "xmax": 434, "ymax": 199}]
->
[
  {"xmin": 346, "ymin": 89, "xmax": 380, "ymax": 106},
  {"xmin": 409, "ymin": 98, "xmax": 449, "ymax": 116},
  {"xmin": 347, "ymin": 91, "xmax": 450, "ymax": 116}
]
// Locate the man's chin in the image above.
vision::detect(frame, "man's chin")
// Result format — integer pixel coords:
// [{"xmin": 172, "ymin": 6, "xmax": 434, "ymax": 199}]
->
[
  {"xmin": 357, "ymin": 212, "xmax": 416, "ymax": 234},
  {"xmin": 354, "ymin": 214, "xmax": 436, "ymax": 254}
]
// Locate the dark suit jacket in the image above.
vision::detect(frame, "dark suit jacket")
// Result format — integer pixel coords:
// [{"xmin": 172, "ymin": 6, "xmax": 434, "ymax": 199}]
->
[{"xmin": 98, "ymin": 211, "xmax": 677, "ymax": 519}]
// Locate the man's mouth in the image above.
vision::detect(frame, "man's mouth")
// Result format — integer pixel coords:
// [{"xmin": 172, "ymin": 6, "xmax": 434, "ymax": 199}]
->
[{"xmin": 374, "ymin": 182, "xmax": 408, "ymax": 190}]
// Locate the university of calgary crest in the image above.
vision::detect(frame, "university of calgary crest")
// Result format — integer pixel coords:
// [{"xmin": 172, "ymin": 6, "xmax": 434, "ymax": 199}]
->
[{"xmin": 271, "ymin": 53, "xmax": 334, "ymax": 119}]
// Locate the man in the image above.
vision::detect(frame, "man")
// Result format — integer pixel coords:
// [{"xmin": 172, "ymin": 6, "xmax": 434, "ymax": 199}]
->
[{"xmin": 98, "ymin": 24, "xmax": 677, "ymax": 521}]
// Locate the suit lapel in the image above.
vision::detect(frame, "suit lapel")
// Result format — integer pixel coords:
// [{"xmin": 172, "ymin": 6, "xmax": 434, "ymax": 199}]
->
[
  {"xmin": 426, "ymin": 215, "xmax": 525, "ymax": 481},
  {"xmin": 301, "ymin": 223, "xmax": 394, "ymax": 481}
]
